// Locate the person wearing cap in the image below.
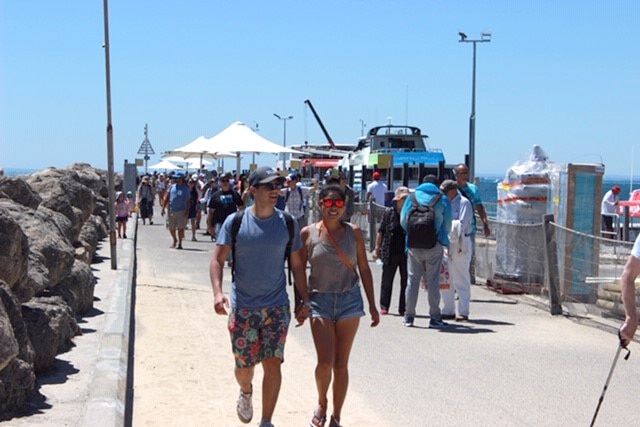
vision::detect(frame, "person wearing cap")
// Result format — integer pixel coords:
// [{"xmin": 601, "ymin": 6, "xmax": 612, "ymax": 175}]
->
[
  {"xmin": 373, "ymin": 186, "xmax": 409, "ymax": 315},
  {"xmin": 400, "ymin": 178, "xmax": 452, "ymax": 328},
  {"xmin": 324, "ymin": 168, "xmax": 358, "ymax": 222},
  {"xmin": 601, "ymin": 185, "xmax": 621, "ymax": 237},
  {"xmin": 137, "ymin": 175, "xmax": 155, "ymax": 225},
  {"xmin": 210, "ymin": 166, "xmax": 310, "ymax": 427},
  {"xmin": 163, "ymin": 173, "xmax": 191, "ymax": 249},
  {"xmin": 207, "ymin": 174, "xmax": 244, "ymax": 242},
  {"xmin": 280, "ymin": 172, "xmax": 311, "ymax": 230},
  {"xmin": 439, "ymin": 179, "xmax": 473, "ymax": 321},
  {"xmin": 366, "ymin": 171, "xmax": 388, "ymax": 204}
]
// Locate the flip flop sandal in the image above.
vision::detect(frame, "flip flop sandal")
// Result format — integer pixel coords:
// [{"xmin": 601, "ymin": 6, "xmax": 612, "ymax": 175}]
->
[{"xmin": 309, "ymin": 411, "xmax": 326, "ymax": 427}]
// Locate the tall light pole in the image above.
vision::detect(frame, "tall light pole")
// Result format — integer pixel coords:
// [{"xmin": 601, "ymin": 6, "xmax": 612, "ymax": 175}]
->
[
  {"xmin": 459, "ymin": 31, "xmax": 491, "ymax": 182},
  {"xmin": 102, "ymin": 0, "xmax": 117, "ymax": 269},
  {"xmin": 273, "ymin": 113, "xmax": 293, "ymax": 167}
]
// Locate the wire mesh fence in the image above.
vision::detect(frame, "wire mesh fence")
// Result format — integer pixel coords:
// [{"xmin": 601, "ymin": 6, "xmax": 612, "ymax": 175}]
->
[{"xmin": 361, "ymin": 200, "xmax": 638, "ymax": 321}]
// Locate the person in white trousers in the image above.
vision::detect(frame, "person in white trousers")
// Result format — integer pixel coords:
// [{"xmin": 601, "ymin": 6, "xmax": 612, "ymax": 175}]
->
[{"xmin": 439, "ymin": 180, "xmax": 474, "ymax": 321}]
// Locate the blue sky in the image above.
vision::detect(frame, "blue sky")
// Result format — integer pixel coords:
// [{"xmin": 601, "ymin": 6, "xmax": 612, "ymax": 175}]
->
[{"xmin": 1, "ymin": 1, "xmax": 639, "ymax": 177}]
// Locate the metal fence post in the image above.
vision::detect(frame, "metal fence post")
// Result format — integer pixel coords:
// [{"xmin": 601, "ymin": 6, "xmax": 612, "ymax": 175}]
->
[{"xmin": 543, "ymin": 214, "xmax": 563, "ymax": 315}]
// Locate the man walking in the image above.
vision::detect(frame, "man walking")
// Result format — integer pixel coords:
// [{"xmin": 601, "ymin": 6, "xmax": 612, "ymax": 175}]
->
[
  {"xmin": 366, "ymin": 171, "xmax": 388, "ymax": 204},
  {"xmin": 207, "ymin": 174, "xmax": 244, "ymax": 241},
  {"xmin": 439, "ymin": 180, "xmax": 473, "ymax": 321},
  {"xmin": 400, "ymin": 178, "xmax": 451, "ymax": 328},
  {"xmin": 210, "ymin": 166, "xmax": 311, "ymax": 427},
  {"xmin": 281, "ymin": 172, "xmax": 310, "ymax": 230},
  {"xmin": 601, "ymin": 185, "xmax": 621, "ymax": 237},
  {"xmin": 454, "ymin": 163, "xmax": 490, "ymax": 284},
  {"xmin": 163, "ymin": 173, "xmax": 190, "ymax": 249}
]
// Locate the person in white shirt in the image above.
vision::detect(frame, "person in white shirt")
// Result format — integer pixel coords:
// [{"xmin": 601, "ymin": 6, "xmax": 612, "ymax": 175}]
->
[
  {"xmin": 439, "ymin": 180, "xmax": 473, "ymax": 321},
  {"xmin": 366, "ymin": 171, "xmax": 388, "ymax": 204},
  {"xmin": 601, "ymin": 185, "xmax": 621, "ymax": 236},
  {"xmin": 281, "ymin": 172, "xmax": 311, "ymax": 229}
]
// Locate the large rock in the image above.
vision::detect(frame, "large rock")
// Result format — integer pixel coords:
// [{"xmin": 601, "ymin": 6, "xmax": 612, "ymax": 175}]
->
[
  {"xmin": 0, "ymin": 200, "xmax": 75, "ymax": 301},
  {"xmin": 0, "ymin": 201, "xmax": 29, "ymax": 291},
  {"xmin": 26, "ymin": 168, "xmax": 97, "ymax": 242},
  {"xmin": 0, "ymin": 302, "xmax": 18, "ymax": 371},
  {"xmin": 0, "ymin": 176, "xmax": 41, "ymax": 209},
  {"xmin": 0, "ymin": 358, "xmax": 36, "ymax": 417},
  {"xmin": 50, "ymin": 260, "xmax": 96, "ymax": 315},
  {"xmin": 21, "ymin": 296, "xmax": 80, "ymax": 373},
  {"xmin": 0, "ymin": 282, "xmax": 36, "ymax": 417}
]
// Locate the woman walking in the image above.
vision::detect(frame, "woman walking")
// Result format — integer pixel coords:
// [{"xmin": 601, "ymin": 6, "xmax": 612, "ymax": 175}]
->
[{"xmin": 300, "ymin": 184, "xmax": 380, "ymax": 427}]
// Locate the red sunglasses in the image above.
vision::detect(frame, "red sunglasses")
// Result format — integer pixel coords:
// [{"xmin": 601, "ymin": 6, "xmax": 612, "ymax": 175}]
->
[{"xmin": 321, "ymin": 198, "xmax": 345, "ymax": 208}]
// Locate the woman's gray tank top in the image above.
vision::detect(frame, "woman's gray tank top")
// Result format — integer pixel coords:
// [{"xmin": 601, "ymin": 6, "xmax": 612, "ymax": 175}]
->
[{"xmin": 308, "ymin": 224, "xmax": 359, "ymax": 293}]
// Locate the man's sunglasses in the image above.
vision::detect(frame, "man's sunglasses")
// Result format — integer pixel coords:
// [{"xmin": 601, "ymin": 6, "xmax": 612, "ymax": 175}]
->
[
  {"xmin": 321, "ymin": 198, "xmax": 345, "ymax": 208},
  {"xmin": 257, "ymin": 182, "xmax": 283, "ymax": 191}
]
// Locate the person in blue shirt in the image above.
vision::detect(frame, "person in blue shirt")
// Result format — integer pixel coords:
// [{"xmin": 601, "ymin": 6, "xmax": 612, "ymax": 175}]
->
[
  {"xmin": 400, "ymin": 176, "xmax": 452, "ymax": 328},
  {"xmin": 164, "ymin": 173, "xmax": 191, "ymax": 249},
  {"xmin": 210, "ymin": 166, "xmax": 311, "ymax": 427}
]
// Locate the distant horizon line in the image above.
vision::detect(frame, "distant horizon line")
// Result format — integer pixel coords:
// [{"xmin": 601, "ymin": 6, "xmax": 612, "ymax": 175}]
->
[{"xmin": 3, "ymin": 166, "xmax": 639, "ymax": 182}]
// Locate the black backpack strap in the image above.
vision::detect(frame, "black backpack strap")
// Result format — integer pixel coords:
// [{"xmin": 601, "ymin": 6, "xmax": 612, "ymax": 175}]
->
[
  {"xmin": 429, "ymin": 193, "xmax": 442, "ymax": 207},
  {"xmin": 230, "ymin": 209, "xmax": 245, "ymax": 283},
  {"xmin": 282, "ymin": 212, "xmax": 295, "ymax": 286},
  {"xmin": 410, "ymin": 192, "xmax": 419, "ymax": 207}
]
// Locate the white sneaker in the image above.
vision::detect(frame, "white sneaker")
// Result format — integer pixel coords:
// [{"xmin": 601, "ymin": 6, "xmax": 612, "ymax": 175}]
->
[{"xmin": 237, "ymin": 389, "xmax": 253, "ymax": 423}]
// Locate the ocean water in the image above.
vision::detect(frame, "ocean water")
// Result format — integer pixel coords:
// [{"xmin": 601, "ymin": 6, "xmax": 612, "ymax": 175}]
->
[{"xmin": 4, "ymin": 167, "xmax": 39, "ymax": 176}]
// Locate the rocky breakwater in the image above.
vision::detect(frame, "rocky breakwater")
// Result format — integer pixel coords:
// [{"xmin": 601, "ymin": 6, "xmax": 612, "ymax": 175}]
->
[{"xmin": 0, "ymin": 163, "xmax": 117, "ymax": 417}]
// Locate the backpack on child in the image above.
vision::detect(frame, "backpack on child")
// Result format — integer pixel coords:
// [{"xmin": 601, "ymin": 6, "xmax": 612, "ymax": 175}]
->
[{"xmin": 406, "ymin": 193, "xmax": 441, "ymax": 249}]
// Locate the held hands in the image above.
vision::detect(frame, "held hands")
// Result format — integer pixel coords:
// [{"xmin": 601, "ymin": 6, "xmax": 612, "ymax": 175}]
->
[
  {"xmin": 294, "ymin": 302, "xmax": 311, "ymax": 327},
  {"xmin": 213, "ymin": 293, "xmax": 229, "ymax": 315}
]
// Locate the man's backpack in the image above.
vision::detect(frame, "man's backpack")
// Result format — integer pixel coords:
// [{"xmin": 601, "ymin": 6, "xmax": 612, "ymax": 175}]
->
[
  {"xmin": 406, "ymin": 192, "xmax": 441, "ymax": 249},
  {"xmin": 230, "ymin": 209, "xmax": 295, "ymax": 285}
]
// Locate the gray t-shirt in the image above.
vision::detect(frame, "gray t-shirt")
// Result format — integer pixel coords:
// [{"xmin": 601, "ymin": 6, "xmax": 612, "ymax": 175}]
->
[{"xmin": 217, "ymin": 208, "xmax": 302, "ymax": 309}]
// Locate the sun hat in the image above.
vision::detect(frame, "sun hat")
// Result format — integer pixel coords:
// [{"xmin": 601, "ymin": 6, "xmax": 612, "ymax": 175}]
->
[
  {"xmin": 174, "ymin": 172, "xmax": 185, "ymax": 179},
  {"xmin": 392, "ymin": 186, "xmax": 410, "ymax": 201},
  {"xmin": 249, "ymin": 166, "xmax": 285, "ymax": 187}
]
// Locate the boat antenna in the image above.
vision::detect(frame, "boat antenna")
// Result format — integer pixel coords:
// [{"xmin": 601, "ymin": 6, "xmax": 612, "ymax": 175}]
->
[{"xmin": 405, "ymin": 85, "xmax": 409, "ymax": 127}]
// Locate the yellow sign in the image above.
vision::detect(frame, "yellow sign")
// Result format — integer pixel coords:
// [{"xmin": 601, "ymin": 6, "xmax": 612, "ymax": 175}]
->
[
  {"xmin": 290, "ymin": 160, "xmax": 301, "ymax": 169},
  {"xmin": 250, "ymin": 164, "xmax": 257, "ymax": 171},
  {"xmin": 135, "ymin": 158, "xmax": 144, "ymax": 166},
  {"xmin": 368, "ymin": 153, "xmax": 392, "ymax": 169}
]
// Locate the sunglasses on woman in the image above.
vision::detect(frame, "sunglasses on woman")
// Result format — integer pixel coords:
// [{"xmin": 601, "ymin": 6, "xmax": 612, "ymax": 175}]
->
[{"xmin": 321, "ymin": 198, "xmax": 345, "ymax": 208}]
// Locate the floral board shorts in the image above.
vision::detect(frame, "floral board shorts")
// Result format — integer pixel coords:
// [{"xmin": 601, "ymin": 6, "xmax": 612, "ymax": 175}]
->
[{"xmin": 228, "ymin": 304, "xmax": 291, "ymax": 368}]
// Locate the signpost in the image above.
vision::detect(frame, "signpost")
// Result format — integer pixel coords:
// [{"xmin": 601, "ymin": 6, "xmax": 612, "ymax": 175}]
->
[{"xmin": 137, "ymin": 124, "xmax": 155, "ymax": 175}]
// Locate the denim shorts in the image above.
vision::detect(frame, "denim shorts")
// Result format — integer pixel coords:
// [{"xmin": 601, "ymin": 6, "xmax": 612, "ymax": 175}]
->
[
  {"xmin": 310, "ymin": 285, "xmax": 365, "ymax": 322},
  {"xmin": 228, "ymin": 304, "xmax": 291, "ymax": 368}
]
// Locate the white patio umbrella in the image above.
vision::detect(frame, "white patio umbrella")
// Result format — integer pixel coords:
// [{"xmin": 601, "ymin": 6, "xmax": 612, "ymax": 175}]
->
[
  {"xmin": 205, "ymin": 121, "xmax": 303, "ymax": 172},
  {"xmin": 148, "ymin": 159, "xmax": 183, "ymax": 171},
  {"xmin": 164, "ymin": 136, "xmax": 237, "ymax": 162}
]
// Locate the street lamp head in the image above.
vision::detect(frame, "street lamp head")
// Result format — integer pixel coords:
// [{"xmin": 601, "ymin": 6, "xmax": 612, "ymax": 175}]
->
[
  {"xmin": 287, "ymin": 116, "xmax": 293, "ymax": 120},
  {"xmin": 458, "ymin": 31, "xmax": 467, "ymax": 41},
  {"xmin": 273, "ymin": 113, "xmax": 282, "ymax": 119},
  {"xmin": 481, "ymin": 32, "xmax": 492, "ymax": 41}
]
